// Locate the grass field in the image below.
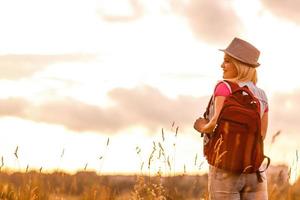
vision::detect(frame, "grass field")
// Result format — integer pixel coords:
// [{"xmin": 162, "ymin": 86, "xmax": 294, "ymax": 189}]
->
[{"xmin": 0, "ymin": 165, "xmax": 299, "ymax": 200}]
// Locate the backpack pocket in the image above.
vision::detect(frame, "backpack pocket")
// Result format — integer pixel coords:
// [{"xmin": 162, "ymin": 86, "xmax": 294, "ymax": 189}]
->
[{"xmin": 206, "ymin": 118, "xmax": 259, "ymax": 173}]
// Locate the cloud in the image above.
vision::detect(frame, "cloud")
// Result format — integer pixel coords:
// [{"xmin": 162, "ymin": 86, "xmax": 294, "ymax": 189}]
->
[
  {"xmin": 97, "ymin": 0, "xmax": 242, "ymax": 43},
  {"xmin": 97, "ymin": 0, "xmax": 243, "ymax": 44},
  {"xmin": 2, "ymin": 85, "xmax": 300, "ymax": 137},
  {"xmin": 162, "ymin": 73, "xmax": 208, "ymax": 80},
  {"xmin": 0, "ymin": 98, "xmax": 29, "ymax": 117},
  {"xmin": 0, "ymin": 85, "xmax": 208, "ymax": 134},
  {"xmin": 107, "ymin": 86, "xmax": 207, "ymax": 131},
  {"xmin": 261, "ymin": 0, "xmax": 300, "ymax": 24},
  {"xmin": 269, "ymin": 89, "xmax": 300, "ymax": 135},
  {"xmin": 97, "ymin": 0, "xmax": 143, "ymax": 22},
  {"xmin": 0, "ymin": 54, "xmax": 96, "ymax": 80},
  {"xmin": 0, "ymin": 97, "xmax": 130, "ymax": 133},
  {"xmin": 172, "ymin": 0, "xmax": 243, "ymax": 44}
]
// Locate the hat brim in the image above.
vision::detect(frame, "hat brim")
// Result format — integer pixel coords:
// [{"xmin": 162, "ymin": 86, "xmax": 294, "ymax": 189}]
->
[{"xmin": 219, "ymin": 49, "xmax": 260, "ymax": 67}]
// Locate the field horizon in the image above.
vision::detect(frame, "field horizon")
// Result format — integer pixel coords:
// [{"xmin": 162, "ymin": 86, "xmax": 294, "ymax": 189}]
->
[{"xmin": 0, "ymin": 163, "xmax": 299, "ymax": 199}]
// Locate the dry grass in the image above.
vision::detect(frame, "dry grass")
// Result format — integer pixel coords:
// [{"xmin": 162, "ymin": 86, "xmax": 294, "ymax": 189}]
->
[
  {"xmin": 0, "ymin": 167, "xmax": 298, "ymax": 199},
  {"xmin": 0, "ymin": 128, "xmax": 299, "ymax": 199}
]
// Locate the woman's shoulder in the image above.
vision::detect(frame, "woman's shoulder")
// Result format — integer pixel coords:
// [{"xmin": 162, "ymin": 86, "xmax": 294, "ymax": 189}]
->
[
  {"xmin": 252, "ymin": 85, "xmax": 269, "ymax": 111},
  {"xmin": 214, "ymin": 80, "xmax": 232, "ymax": 96},
  {"xmin": 240, "ymin": 81, "xmax": 268, "ymax": 102},
  {"xmin": 214, "ymin": 80, "xmax": 237, "ymax": 91},
  {"xmin": 214, "ymin": 80, "xmax": 231, "ymax": 87},
  {"xmin": 256, "ymin": 86, "xmax": 268, "ymax": 102}
]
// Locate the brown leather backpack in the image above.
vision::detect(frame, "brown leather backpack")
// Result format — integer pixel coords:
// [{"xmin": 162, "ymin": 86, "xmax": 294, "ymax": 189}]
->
[{"xmin": 203, "ymin": 81, "xmax": 270, "ymax": 181}]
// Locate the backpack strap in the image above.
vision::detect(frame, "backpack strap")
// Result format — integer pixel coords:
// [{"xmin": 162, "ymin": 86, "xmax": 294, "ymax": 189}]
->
[
  {"xmin": 202, "ymin": 80, "xmax": 234, "ymax": 137},
  {"xmin": 204, "ymin": 80, "xmax": 234, "ymax": 119},
  {"xmin": 224, "ymin": 80, "xmax": 261, "ymax": 113},
  {"xmin": 222, "ymin": 80, "xmax": 239, "ymax": 92},
  {"xmin": 256, "ymin": 156, "xmax": 271, "ymax": 182},
  {"xmin": 201, "ymin": 95, "xmax": 213, "ymax": 138},
  {"xmin": 203, "ymin": 95, "xmax": 213, "ymax": 120},
  {"xmin": 224, "ymin": 80, "xmax": 256, "ymax": 100}
]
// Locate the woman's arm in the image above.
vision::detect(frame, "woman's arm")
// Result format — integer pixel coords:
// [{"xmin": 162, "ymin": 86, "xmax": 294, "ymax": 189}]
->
[
  {"xmin": 194, "ymin": 96, "xmax": 226, "ymax": 134},
  {"xmin": 261, "ymin": 112, "xmax": 268, "ymax": 140}
]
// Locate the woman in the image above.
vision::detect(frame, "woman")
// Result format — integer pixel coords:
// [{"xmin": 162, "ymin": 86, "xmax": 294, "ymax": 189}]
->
[{"xmin": 194, "ymin": 37, "xmax": 269, "ymax": 200}]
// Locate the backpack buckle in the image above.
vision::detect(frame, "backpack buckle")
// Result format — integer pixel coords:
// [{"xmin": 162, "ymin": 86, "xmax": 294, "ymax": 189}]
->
[{"xmin": 213, "ymin": 124, "xmax": 218, "ymax": 133}]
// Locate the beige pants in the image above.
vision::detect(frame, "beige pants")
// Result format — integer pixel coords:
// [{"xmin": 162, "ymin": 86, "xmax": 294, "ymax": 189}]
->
[{"xmin": 208, "ymin": 165, "xmax": 268, "ymax": 200}]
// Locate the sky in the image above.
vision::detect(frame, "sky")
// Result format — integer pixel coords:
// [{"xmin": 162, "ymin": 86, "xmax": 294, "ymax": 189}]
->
[{"xmin": 0, "ymin": 0, "xmax": 300, "ymax": 180}]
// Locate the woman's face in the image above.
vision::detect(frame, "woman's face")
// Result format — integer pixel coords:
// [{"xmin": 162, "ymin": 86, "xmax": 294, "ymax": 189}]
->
[{"xmin": 221, "ymin": 54, "xmax": 238, "ymax": 79}]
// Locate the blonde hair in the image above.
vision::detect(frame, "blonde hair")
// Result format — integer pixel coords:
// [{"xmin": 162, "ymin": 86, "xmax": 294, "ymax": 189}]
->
[{"xmin": 228, "ymin": 55, "xmax": 258, "ymax": 84}]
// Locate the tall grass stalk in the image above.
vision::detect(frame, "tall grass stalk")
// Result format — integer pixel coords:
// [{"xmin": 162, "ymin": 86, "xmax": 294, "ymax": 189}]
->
[
  {"xmin": 0, "ymin": 156, "xmax": 4, "ymax": 172},
  {"xmin": 148, "ymin": 141, "xmax": 156, "ymax": 181},
  {"xmin": 56, "ymin": 147, "xmax": 65, "ymax": 172},
  {"xmin": 135, "ymin": 146, "xmax": 144, "ymax": 175},
  {"xmin": 98, "ymin": 137, "xmax": 110, "ymax": 175},
  {"xmin": 14, "ymin": 145, "xmax": 21, "ymax": 171},
  {"xmin": 172, "ymin": 124, "xmax": 179, "ymax": 177}
]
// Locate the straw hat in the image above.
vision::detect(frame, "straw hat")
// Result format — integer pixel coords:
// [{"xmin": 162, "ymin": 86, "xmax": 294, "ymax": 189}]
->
[{"xmin": 220, "ymin": 37, "xmax": 260, "ymax": 67}]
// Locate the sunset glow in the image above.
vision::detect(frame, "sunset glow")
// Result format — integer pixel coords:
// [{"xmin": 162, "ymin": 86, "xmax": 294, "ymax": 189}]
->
[{"xmin": 0, "ymin": 0, "xmax": 300, "ymax": 185}]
